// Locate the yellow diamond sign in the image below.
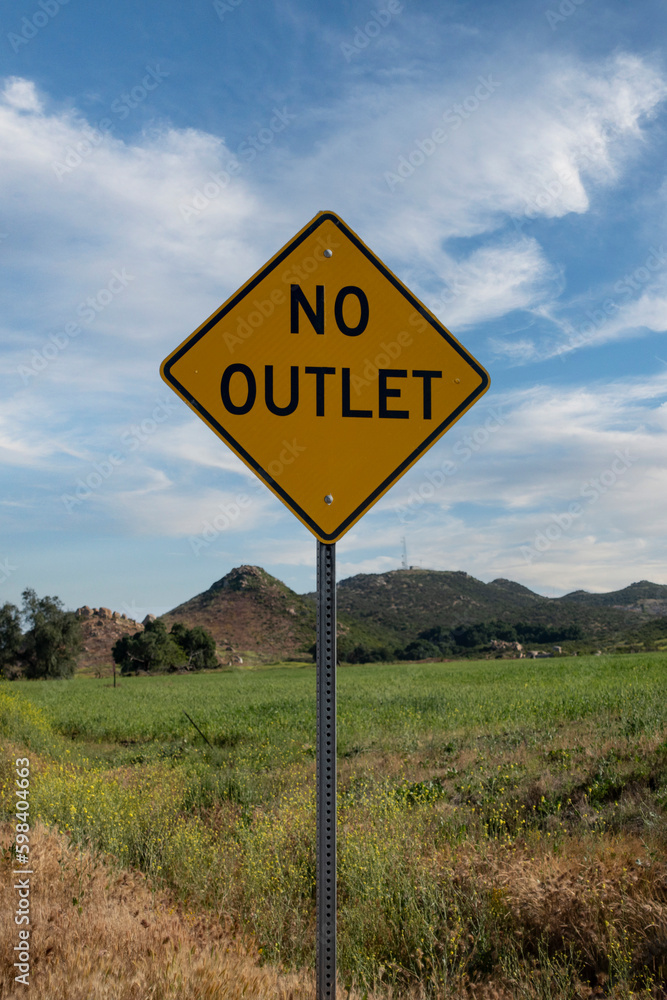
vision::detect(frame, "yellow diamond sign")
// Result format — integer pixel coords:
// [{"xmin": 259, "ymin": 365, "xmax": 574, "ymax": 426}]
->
[{"xmin": 161, "ymin": 211, "xmax": 490, "ymax": 542}]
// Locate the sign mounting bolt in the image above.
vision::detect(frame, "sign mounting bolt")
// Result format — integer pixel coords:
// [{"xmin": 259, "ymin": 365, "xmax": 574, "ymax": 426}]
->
[
  {"xmin": 324, "ymin": 494, "xmax": 333, "ymax": 505},
  {"xmin": 323, "ymin": 249, "xmax": 333, "ymax": 258}
]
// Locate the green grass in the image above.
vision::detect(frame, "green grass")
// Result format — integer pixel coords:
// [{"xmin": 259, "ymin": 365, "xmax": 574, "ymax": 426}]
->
[
  {"xmin": 2, "ymin": 653, "xmax": 667, "ymax": 997},
  {"xmin": 9, "ymin": 653, "xmax": 667, "ymax": 764}
]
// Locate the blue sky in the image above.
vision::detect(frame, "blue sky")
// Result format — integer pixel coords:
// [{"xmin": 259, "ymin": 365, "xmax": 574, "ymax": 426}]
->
[{"xmin": 1, "ymin": 0, "xmax": 667, "ymax": 618}]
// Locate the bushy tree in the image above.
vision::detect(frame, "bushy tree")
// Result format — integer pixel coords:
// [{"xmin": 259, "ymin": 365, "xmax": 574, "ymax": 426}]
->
[
  {"xmin": 20, "ymin": 588, "xmax": 81, "ymax": 679},
  {"xmin": 418, "ymin": 619, "xmax": 583, "ymax": 655},
  {"xmin": 343, "ymin": 643, "xmax": 394, "ymax": 664},
  {"xmin": 113, "ymin": 619, "xmax": 186, "ymax": 674},
  {"xmin": 111, "ymin": 634, "xmax": 138, "ymax": 673},
  {"xmin": 450, "ymin": 622, "xmax": 495, "ymax": 648},
  {"xmin": 169, "ymin": 623, "xmax": 218, "ymax": 670},
  {"xmin": 0, "ymin": 602, "xmax": 22, "ymax": 677},
  {"xmin": 113, "ymin": 620, "xmax": 218, "ymax": 674},
  {"xmin": 513, "ymin": 621, "xmax": 582, "ymax": 644},
  {"xmin": 311, "ymin": 639, "xmax": 394, "ymax": 664},
  {"xmin": 396, "ymin": 639, "xmax": 442, "ymax": 661},
  {"xmin": 416, "ymin": 625, "xmax": 456, "ymax": 655}
]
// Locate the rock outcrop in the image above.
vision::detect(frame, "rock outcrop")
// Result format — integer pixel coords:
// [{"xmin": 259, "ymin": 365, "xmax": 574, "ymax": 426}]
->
[{"xmin": 76, "ymin": 607, "xmax": 143, "ymax": 674}]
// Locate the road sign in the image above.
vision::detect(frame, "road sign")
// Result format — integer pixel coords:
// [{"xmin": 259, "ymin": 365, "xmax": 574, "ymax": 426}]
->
[
  {"xmin": 161, "ymin": 211, "xmax": 490, "ymax": 999},
  {"xmin": 160, "ymin": 210, "xmax": 489, "ymax": 542}
]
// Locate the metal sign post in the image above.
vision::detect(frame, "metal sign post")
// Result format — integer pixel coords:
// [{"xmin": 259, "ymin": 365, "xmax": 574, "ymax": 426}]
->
[{"xmin": 316, "ymin": 540, "xmax": 337, "ymax": 998}]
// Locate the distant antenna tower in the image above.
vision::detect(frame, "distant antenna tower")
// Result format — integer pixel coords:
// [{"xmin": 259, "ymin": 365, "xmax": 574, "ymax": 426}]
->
[{"xmin": 401, "ymin": 536, "xmax": 408, "ymax": 570}]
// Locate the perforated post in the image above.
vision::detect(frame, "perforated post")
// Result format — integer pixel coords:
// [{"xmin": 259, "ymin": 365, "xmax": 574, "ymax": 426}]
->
[{"xmin": 316, "ymin": 540, "xmax": 337, "ymax": 999}]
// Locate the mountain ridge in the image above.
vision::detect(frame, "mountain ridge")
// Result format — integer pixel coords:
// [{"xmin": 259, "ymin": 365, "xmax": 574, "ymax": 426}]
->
[
  {"xmin": 76, "ymin": 566, "xmax": 667, "ymax": 671},
  {"xmin": 310, "ymin": 568, "xmax": 667, "ymax": 646}
]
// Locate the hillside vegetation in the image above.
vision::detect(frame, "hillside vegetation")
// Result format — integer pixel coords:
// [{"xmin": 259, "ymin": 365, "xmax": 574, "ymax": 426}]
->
[
  {"xmin": 0, "ymin": 819, "xmax": 337, "ymax": 1000},
  {"xmin": 307, "ymin": 569, "xmax": 667, "ymax": 662},
  {"xmin": 331, "ymin": 569, "xmax": 665, "ymax": 645},
  {"xmin": 158, "ymin": 564, "xmax": 667, "ymax": 666},
  {"xmin": 160, "ymin": 565, "xmax": 316, "ymax": 659}
]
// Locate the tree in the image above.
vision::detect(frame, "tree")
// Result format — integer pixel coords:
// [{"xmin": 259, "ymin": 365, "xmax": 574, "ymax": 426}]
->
[
  {"xmin": 0, "ymin": 602, "xmax": 22, "ymax": 677},
  {"xmin": 396, "ymin": 639, "xmax": 442, "ymax": 661},
  {"xmin": 113, "ymin": 619, "xmax": 187, "ymax": 674},
  {"xmin": 341, "ymin": 642, "xmax": 394, "ymax": 664},
  {"xmin": 20, "ymin": 588, "xmax": 81, "ymax": 679},
  {"xmin": 111, "ymin": 634, "xmax": 137, "ymax": 673},
  {"xmin": 169, "ymin": 623, "xmax": 218, "ymax": 670}
]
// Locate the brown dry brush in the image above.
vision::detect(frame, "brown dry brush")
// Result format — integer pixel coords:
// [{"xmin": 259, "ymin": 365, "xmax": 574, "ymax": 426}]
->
[
  {"xmin": 0, "ymin": 821, "xmax": 363, "ymax": 1000},
  {"xmin": 336, "ymin": 836, "xmax": 667, "ymax": 998},
  {"xmin": 447, "ymin": 836, "xmax": 667, "ymax": 994},
  {"xmin": 492, "ymin": 842, "xmax": 667, "ymax": 980},
  {"xmin": 1, "ymin": 828, "xmax": 666, "ymax": 1000},
  {"xmin": 2, "ymin": 721, "xmax": 667, "ymax": 999}
]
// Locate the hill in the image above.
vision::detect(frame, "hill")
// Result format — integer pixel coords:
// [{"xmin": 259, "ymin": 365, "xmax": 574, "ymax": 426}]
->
[
  {"xmin": 329, "ymin": 568, "xmax": 648, "ymax": 645},
  {"xmin": 74, "ymin": 565, "xmax": 391, "ymax": 674},
  {"xmin": 160, "ymin": 564, "xmax": 391, "ymax": 662},
  {"xmin": 561, "ymin": 580, "xmax": 667, "ymax": 614},
  {"xmin": 160, "ymin": 565, "xmax": 315, "ymax": 661}
]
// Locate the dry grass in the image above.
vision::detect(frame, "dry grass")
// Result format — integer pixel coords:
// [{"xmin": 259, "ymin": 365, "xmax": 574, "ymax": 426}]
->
[
  {"xmin": 6, "ymin": 751, "xmax": 666, "ymax": 998},
  {"xmin": 493, "ymin": 836, "xmax": 667, "ymax": 969},
  {"xmin": 1, "ymin": 821, "xmax": 666, "ymax": 999},
  {"xmin": 438, "ymin": 834, "xmax": 667, "ymax": 988},
  {"xmin": 0, "ymin": 821, "xmax": 362, "ymax": 1000}
]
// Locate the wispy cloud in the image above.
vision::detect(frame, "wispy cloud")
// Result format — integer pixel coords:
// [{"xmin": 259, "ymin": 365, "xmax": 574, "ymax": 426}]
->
[{"xmin": 420, "ymin": 237, "xmax": 559, "ymax": 330}]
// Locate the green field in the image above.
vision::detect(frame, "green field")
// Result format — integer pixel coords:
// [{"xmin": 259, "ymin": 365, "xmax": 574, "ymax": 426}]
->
[
  {"xmin": 2, "ymin": 653, "xmax": 667, "ymax": 997},
  {"xmin": 10, "ymin": 654, "xmax": 667, "ymax": 759}
]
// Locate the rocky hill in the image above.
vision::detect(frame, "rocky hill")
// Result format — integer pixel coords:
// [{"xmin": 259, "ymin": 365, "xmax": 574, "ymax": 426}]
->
[
  {"xmin": 160, "ymin": 565, "xmax": 316, "ymax": 661},
  {"xmin": 74, "ymin": 565, "xmax": 388, "ymax": 673},
  {"xmin": 561, "ymin": 580, "xmax": 667, "ymax": 614},
  {"xmin": 76, "ymin": 606, "xmax": 146, "ymax": 674}
]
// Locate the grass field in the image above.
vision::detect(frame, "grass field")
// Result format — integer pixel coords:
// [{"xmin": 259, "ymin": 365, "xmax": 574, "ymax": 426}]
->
[{"xmin": 2, "ymin": 653, "xmax": 667, "ymax": 997}]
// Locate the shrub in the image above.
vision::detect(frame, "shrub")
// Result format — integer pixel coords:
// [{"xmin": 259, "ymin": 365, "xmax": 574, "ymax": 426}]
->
[
  {"xmin": 396, "ymin": 639, "xmax": 442, "ymax": 660},
  {"xmin": 113, "ymin": 620, "xmax": 218, "ymax": 674},
  {"xmin": 0, "ymin": 603, "xmax": 21, "ymax": 678}
]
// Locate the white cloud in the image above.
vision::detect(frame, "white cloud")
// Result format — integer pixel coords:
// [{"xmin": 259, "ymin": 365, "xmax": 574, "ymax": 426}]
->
[
  {"xmin": 0, "ymin": 84, "xmax": 264, "ymax": 346},
  {"xmin": 423, "ymin": 237, "xmax": 559, "ymax": 329},
  {"xmin": 0, "ymin": 394, "xmax": 90, "ymax": 467},
  {"xmin": 572, "ymin": 292, "xmax": 667, "ymax": 350},
  {"xmin": 148, "ymin": 422, "xmax": 250, "ymax": 476},
  {"xmin": 97, "ymin": 482, "xmax": 273, "ymax": 538},
  {"xmin": 508, "ymin": 274, "xmax": 667, "ymax": 363},
  {"xmin": 351, "ymin": 52, "xmax": 667, "ymax": 253},
  {"xmin": 2, "ymin": 78, "xmax": 42, "ymax": 113},
  {"xmin": 246, "ymin": 532, "xmax": 316, "ymax": 569},
  {"xmin": 0, "ymin": 49, "xmax": 663, "ymax": 378},
  {"xmin": 395, "ymin": 516, "xmax": 667, "ymax": 596}
]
